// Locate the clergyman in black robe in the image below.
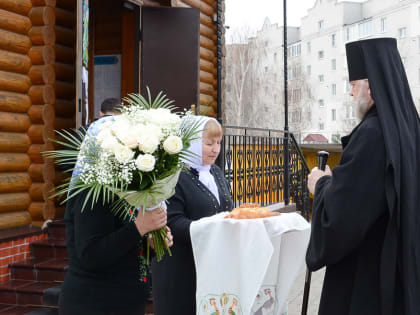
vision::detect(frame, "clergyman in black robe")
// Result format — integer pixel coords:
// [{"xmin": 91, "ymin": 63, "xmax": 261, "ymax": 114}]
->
[{"xmin": 306, "ymin": 38, "xmax": 420, "ymax": 315}]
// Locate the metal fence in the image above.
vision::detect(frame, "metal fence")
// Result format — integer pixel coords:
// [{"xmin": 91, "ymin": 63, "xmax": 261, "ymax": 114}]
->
[{"xmin": 220, "ymin": 126, "xmax": 310, "ymax": 218}]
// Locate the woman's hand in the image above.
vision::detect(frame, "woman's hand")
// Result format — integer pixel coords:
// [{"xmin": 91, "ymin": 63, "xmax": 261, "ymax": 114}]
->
[
  {"xmin": 148, "ymin": 226, "xmax": 173, "ymax": 249},
  {"xmin": 135, "ymin": 207, "xmax": 167, "ymax": 236}
]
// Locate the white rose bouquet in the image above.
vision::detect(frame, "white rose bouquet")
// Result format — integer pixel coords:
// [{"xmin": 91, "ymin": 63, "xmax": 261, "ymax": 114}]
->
[{"xmin": 45, "ymin": 88, "xmax": 200, "ymax": 263}]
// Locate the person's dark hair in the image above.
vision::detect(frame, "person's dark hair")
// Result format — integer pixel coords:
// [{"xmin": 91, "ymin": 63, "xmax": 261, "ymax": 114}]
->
[{"xmin": 100, "ymin": 98, "xmax": 120, "ymax": 114}]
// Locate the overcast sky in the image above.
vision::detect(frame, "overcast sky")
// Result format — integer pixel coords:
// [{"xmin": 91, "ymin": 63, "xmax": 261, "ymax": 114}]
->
[{"xmin": 225, "ymin": 0, "xmax": 366, "ymax": 39}]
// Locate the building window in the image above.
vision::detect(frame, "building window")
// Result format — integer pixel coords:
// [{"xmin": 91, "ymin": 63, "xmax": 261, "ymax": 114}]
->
[
  {"xmin": 290, "ymin": 43, "xmax": 301, "ymax": 57},
  {"xmin": 319, "ymin": 122, "xmax": 325, "ymax": 130},
  {"xmin": 307, "ymin": 65, "xmax": 311, "ymax": 76},
  {"xmin": 287, "ymin": 66, "xmax": 292, "ymax": 80},
  {"xmin": 359, "ymin": 20, "xmax": 373, "ymax": 37},
  {"xmin": 318, "ymin": 20, "xmax": 324, "ymax": 31},
  {"xmin": 332, "ymin": 59, "xmax": 336, "ymax": 70},
  {"xmin": 318, "ymin": 50, "xmax": 324, "ymax": 59},
  {"xmin": 381, "ymin": 17, "xmax": 387, "ymax": 33},
  {"xmin": 265, "ymin": 66, "xmax": 268, "ymax": 73},
  {"xmin": 319, "ymin": 99, "xmax": 325, "ymax": 107},
  {"xmin": 331, "ymin": 33, "xmax": 336, "ymax": 47},
  {"xmin": 274, "ymin": 53, "xmax": 277, "ymax": 62},
  {"xmin": 274, "ymin": 94, "xmax": 277, "ymax": 103},
  {"xmin": 319, "ymin": 75, "xmax": 324, "ymax": 82},
  {"xmin": 332, "ymin": 84, "xmax": 337, "ymax": 96},
  {"xmin": 344, "ymin": 27, "xmax": 350, "ymax": 41},
  {"xmin": 265, "ymin": 41, "xmax": 268, "ymax": 47},
  {"xmin": 307, "ymin": 41, "xmax": 311, "ymax": 54},
  {"xmin": 399, "ymin": 27, "xmax": 407, "ymax": 38},
  {"xmin": 332, "ymin": 109, "xmax": 336, "ymax": 121},
  {"xmin": 293, "ymin": 89, "xmax": 301, "ymax": 103},
  {"xmin": 343, "ymin": 79, "xmax": 350, "ymax": 93}
]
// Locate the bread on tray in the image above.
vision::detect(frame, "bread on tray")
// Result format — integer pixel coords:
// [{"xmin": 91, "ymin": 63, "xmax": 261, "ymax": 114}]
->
[{"xmin": 225, "ymin": 203, "xmax": 281, "ymax": 219}]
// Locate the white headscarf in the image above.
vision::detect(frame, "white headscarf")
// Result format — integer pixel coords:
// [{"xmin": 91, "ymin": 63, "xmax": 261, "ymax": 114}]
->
[{"xmin": 181, "ymin": 116, "xmax": 220, "ymax": 204}]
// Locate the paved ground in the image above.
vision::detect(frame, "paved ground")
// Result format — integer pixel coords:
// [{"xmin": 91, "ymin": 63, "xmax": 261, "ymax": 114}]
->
[{"xmin": 284, "ymin": 266, "xmax": 325, "ymax": 315}]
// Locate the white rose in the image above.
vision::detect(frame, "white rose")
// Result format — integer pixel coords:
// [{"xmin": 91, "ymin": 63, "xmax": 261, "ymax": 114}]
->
[
  {"xmin": 100, "ymin": 136, "xmax": 120, "ymax": 152},
  {"xmin": 116, "ymin": 127, "xmax": 139, "ymax": 149},
  {"xmin": 135, "ymin": 154, "xmax": 155, "ymax": 172},
  {"xmin": 138, "ymin": 134, "xmax": 160, "ymax": 154},
  {"xmin": 163, "ymin": 135, "xmax": 183, "ymax": 154},
  {"xmin": 113, "ymin": 144, "xmax": 135, "ymax": 164}
]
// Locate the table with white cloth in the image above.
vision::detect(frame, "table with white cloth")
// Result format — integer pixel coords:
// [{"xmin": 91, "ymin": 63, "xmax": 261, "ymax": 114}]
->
[{"xmin": 190, "ymin": 212, "xmax": 311, "ymax": 315}]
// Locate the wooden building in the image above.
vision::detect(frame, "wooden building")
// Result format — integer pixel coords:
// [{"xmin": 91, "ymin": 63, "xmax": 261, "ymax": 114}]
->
[{"xmin": 0, "ymin": 0, "xmax": 224, "ymax": 231}]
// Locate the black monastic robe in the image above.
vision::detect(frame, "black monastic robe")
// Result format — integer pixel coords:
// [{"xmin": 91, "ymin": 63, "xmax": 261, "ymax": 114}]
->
[{"xmin": 306, "ymin": 106, "xmax": 404, "ymax": 315}]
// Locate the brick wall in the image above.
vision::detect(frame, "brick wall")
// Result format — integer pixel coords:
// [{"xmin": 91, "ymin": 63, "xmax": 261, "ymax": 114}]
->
[{"xmin": 0, "ymin": 233, "xmax": 47, "ymax": 282}]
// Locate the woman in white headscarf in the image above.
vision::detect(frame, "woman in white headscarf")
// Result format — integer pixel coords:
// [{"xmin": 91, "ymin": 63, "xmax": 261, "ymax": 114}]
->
[{"xmin": 152, "ymin": 116, "xmax": 233, "ymax": 315}]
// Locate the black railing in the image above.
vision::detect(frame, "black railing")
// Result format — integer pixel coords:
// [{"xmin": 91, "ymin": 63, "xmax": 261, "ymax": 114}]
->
[{"xmin": 221, "ymin": 126, "xmax": 310, "ymax": 218}]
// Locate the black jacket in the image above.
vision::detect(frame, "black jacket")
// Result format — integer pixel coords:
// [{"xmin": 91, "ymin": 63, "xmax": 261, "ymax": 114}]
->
[
  {"xmin": 59, "ymin": 190, "xmax": 149, "ymax": 314},
  {"xmin": 152, "ymin": 165, "xmax": 233, "ymax": 315}
]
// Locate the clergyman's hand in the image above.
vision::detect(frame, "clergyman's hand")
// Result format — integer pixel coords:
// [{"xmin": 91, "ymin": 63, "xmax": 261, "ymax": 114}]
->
[{"xmin": 308, "ymin": 165, "xmax": 332, "ymax": 195}]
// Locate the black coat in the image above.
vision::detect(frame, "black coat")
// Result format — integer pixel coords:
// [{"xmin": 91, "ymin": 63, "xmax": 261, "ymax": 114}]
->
[
  {"xmin": 306, "ymin": 107, "xmax": 403, "ymax": 315},
  {"xmin": 59, "ymin": 190, "xmax": 149, "ymax": 315},
  {"xmin": 152, "ymin": 165, "xmax": 233, "ymax": 315}
]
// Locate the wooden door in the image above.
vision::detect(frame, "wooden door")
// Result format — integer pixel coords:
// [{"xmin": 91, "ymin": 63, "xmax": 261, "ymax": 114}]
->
[{"xmin": 141, "ymin": 7, "xmax": 200, "ymax": 112}]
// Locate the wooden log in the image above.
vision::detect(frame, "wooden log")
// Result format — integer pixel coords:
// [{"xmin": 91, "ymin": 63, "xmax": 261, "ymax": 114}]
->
[
  {"xmin": 200, "ymin": 93, "xmax": 214, "ymax": 106},
  {"xmin": 54, "ymin": 81, "xmax": 74, "ymax": 100},
  {"xmin": 28, "ymin": 124, "xmax": 44, "ymax": 144},
  {"xmin": 0, "ymin": 49, "xmax": 31, "ymax": 74},
  {"xmin": 0, "ymin": 91, "xmax": 31, "ymax": 113},
  {"xmin": 200, "ymin": 70, "xmax": 215, "ymax": 86},
  {"xmin": 200, "ymin": 24, "xmax": 216, "ymax": 44},
  {"xmin": 29, "ymin": 64, "xmax": 55, "ymax": 85},
  {"xmin": 0, "ymin": 9, "xmax": 31, "ymax": 35},
  {"xmin": 29, "ymin": 6, "xmax": 55, "ymax": 26},
  {"xmin": 54, "ymin": 44, "xmax": 74, "ymax": 63},
  {"xmin": 28, "ymin": 103, "xmax": 55, "ymax": 124},
  {"xmin": 0, "ymin": 153, "xmax": 30, "ymax": 172},
  {"xmin": 28, "ymin": 143, "xmax": 54, "ymax": 163},
  {"xmin": 54, "ymin": 25, "xmax": 75, "ymax": 47},
  {"xmin": 28, "ymin": 105, "xmax": 43, "ymax": 123},
  {"xmin": 55, "ymin": 7, "xmax": 74, "ymax": 28},
  {"xmin": 29, "ymin": 84, "xmax": 55, "ymax": 105},
  {"xmin": 0, "ymin": 70, "xmax": 31, "ymax": 94},
  {"xmin": 56, "ymin": 0, "xmax": 75, "ymax": 11},
  {"xmin": 0, "ymin": 0, "xmax": 32, "ymax": 16},
  {"xmin": 32, "ymin": 0, "xmax": 56, "ymax": 6},
  {"xmin": 0, "ymin": 172, "xmax": 31, "ymax": 193},
  {"xmin": 200, "ymin": 46, "xmax": 215, "ymax": 63},
  {"xmin": 0, "ymin": 211, "xmax": 32, "ymax": 229},
  {"xmin": 0, "ymin": 29, "xmax": 31, "ymax": 55},
  {"xmin": 199, "ymin": 104, "xmax": 216, "ymax": 117},
  {"xmin": 200, "ymin": 59, "xmax": 215, "ymax": 74},
  {"xmin": 28, "ymin": 162, "xmax": 55, "ymax": 182},
  {"xmin": 29, "ymin": 45, "xmax": 55, "ymax": 65},
  {"xmin": 200, "ymin": 35, "xmax": 215, "ymax": 51},
  {"xmin": 201, "ymin": 0, "xmax": 214, "ymax": 6},
  {"xmin": 0, "ymin": 132, "xmax": 30, "ymax": 153},
  {"xmin": 43, "ymin": 200, "xmax": 55, "ymax": 220},
  {"xmin": 28, "ymin": 202, "xmax": 44, "ymax": 220},
  {"xmin": 54, "ymin": 62, "xmax": 73, "ymax": 81},
  {"xmin": 200, "ymin": 82, "xmax": 215, "ymax": 96},
  {"xmin": 143, "ymin": 0, "xmax": 160, "ymax": 6},
  {"xmin": 0, "ymin": 192, "xmax": 30, "ymax": 213},
  {"xmin": 200, "ymin": 12, "xmax": 215, "ymax": 30},
  {"xmin": 29, "ymin": 25, "xmax": 55, "ymax": 45},
  {"xmin": 29, "ymin": 182, "xmax": 54, "ymax": 201},
  {"xmin": 54, "ymin": 117, "xmax": 74, "ymax": 130},
  {"xmin": 179, "ymin": 0, "xmax": 214, "ymax": 16},
  {"xmin": 54, "ymin": 98, "xmax": 74, "ymax": 117},
  {"xmin": 0, "ymin": 112, "xmax": 30, "ymax": 132}
]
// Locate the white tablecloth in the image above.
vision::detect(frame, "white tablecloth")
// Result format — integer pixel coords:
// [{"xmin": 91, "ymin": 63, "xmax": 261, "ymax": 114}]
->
[{"xmin": 190, "ymin": 212, "xmax": 311, "ymax": 315}]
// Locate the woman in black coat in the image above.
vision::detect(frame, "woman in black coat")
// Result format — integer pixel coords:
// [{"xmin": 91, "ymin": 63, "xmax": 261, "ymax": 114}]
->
[{"xmin": 152, "ymin": 117, "xmax": 234, "ymax": 315}]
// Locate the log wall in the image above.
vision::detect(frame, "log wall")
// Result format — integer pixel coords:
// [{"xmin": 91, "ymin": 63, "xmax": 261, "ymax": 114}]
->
[
  {"xmin": 0, "ymin": 0, "xmax": 33, "ymax": 229},
  {"xmin": 172, "ymin": 0, "xmax": 218, "ymax": 118}
]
